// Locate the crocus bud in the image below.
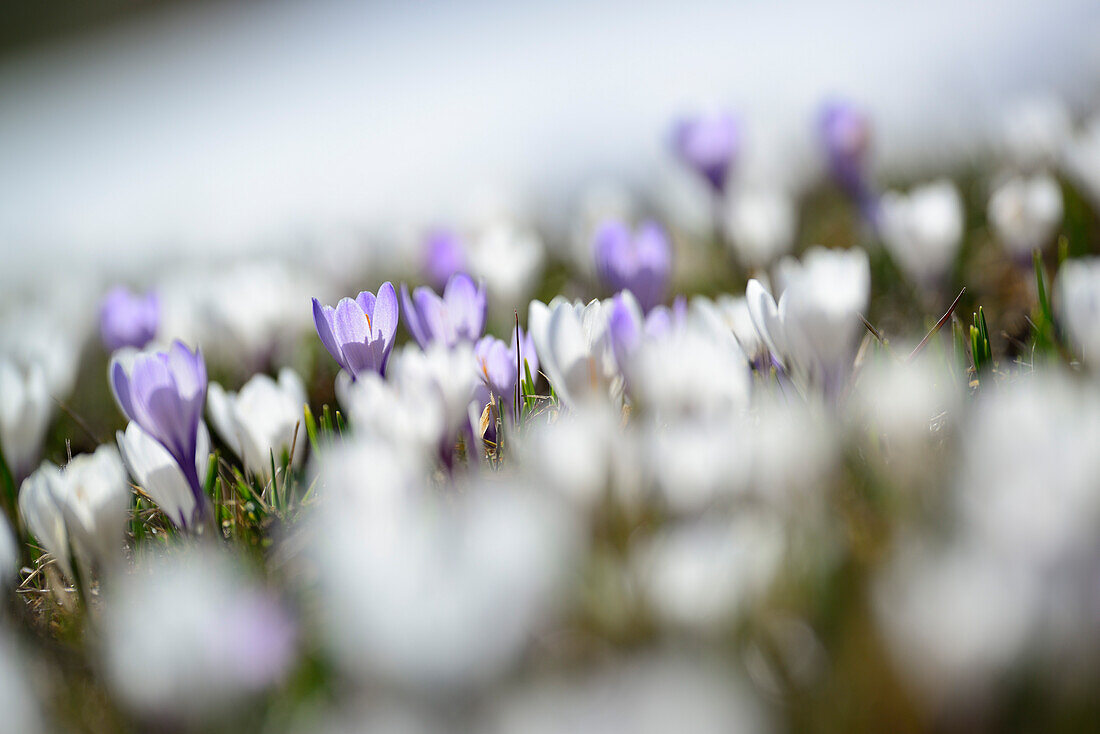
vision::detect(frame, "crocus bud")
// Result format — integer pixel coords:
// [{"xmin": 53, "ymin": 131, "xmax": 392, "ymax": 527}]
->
[
  {"xmin": 422, "ymin": 228, "xmax": 467, "ymax": 291},
  {"xmin": 117, "ymin": 421, "xmax": 210, "ymax": 529},
  {"xmin": 988, "ymin": 174, "xmax": 1063, "ymax": 260},
  {"xmin": 18, "ymin": 462, "xmax": 70, "ymax": 578},
  {"xmin": 0, "ymin": 359, "xmax": 52, "ymax": 481},
  {"xmin": 474, "ymin": 328, "xmax": 538, "ymax": 419},
  {"xmin": 99, "ymin": 287, "xmax": 159, "ymax": 353},
  {"xmin": 51, "ymin": 445, "xmax": 130, "ymax": 575},
  {"xmin": 110, "ymin": 341, "xmax": 208, "ymax": 521},
  {"xmin": 672, "ymin": 111, "xmax": 741, "ymax": 193},
  {"xmin": 593, "ymin": 219, "xmax": 672, "ymax": 313},
  {"xmin": 878, "ymin": 180, "xmax": 964, "ymax": 288},
  {"xmin": 207, "ymin": 368, "xmax": 307, "ymax": 480}
]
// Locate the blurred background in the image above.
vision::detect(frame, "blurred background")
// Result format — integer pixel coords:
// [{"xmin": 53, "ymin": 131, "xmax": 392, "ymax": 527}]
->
[{"xmin": 1, "ymin": 0, "xmax": 1098, "ymax": 288}]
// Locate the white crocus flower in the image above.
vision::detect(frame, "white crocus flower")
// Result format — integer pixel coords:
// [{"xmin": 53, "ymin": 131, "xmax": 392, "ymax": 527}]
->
[
  {"xmin": 51, "ymin": 445, "xmax": 130, "ymax": 575},
  {"xmin": 1001, "ymin": 96, "xmax": 1070, "ymax": 172},
  {"xmin": 0, "ymin": 359, "xmax": 52, "ymax": 480},
  {"xmin": 389, "ymin": 342, "xmax": 478, "ymax": 439},
  {"xmin": 723, "ymin": 188, "xmax": 796, "ymax": 270},
  {"xmin": 987, "ymin": 173, "xmax": 1063, "ymax": 258},
  {"xmin": 207, "ymin": 368, "xmax": 306, "ymax": 480},
  {"xmin": 0, "ymin": 514, "xmax": 18, "ymax": 587},
  {"xmin": 1063, "ymin": 116, "xmax": 1100, "ymax": 212},
  {"xmin": 116, "ymin": 421, "xmax": 211, "ymax": 529},
  {"xmin": 693, "ymin": 294, "xmax": 767, "ymax": 364},
  {"xmin": 878, "ymin": 180, "xmax": 964, "ymax": 287},
  {"xmin": 467, "ymin": 222, "xmax": 546, "ymax": 321},
  {"xmin": 528, "ymin": 297, "xmax": 619, "ymax": 408},
  {"xmin": 749, "ymin": 247, "xmax": 869, "ymax": 391},
  {"xmin": 1055, "ymin": 257, "xmax": 1100, "ymax": 368},
  {"xmin": 0, "ymin": 310, "xmax": 83, "ymax": 399},
  {"xmin": 18, "ymin": 462, "xmax": 70, "ymax": 577}
]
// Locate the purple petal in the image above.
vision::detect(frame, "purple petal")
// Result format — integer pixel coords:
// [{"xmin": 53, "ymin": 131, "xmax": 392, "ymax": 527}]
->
[
  {"xmin": 110, "ymin": 359, "xmax": 138, "ymax": 424},
  {"xmin": 333, "ymin": 298, "xmax": 372, "ymax": 377},
  {"xmin": 312, "ymin": 298, "xmax": 347, "ymax": 372},
  {"xmin": 371, "ymin": 282, "xmax": 399, "ymax": 344},
  {"xmin": 413, "ymin": 288, "xmax": 452, "ymax": 347},
  {"xmin": 400, "ymin": 283, "xmax": 430, "ymax": 349},
  {"xmin": 443, "ymin": 273, "xmax": 485, "ymax": 341},
  {"xmin": 355, "ymin": 291, "xmax": 376, "ymax": 319}
]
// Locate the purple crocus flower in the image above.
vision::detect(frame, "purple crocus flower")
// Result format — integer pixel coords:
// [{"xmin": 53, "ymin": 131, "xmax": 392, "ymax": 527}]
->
[
  {"xmin": 312, "ymin": 283, "xmax": 399, "ymax": 379},
  {"xmin": 474, "ymin": 327, "xmax": 539, "ymax": 412},
  {"xmin": 672, "ymin": 111, "xmax": 741, "ymax": 193},
  {"xmin": 818, "ymin": 99, "xmax": 878, "ymax": 222},
  {"xmin": 110, "ymin": 340, "xmax": 208, "ymax": 518},
  {"xmin": 423, "ymin": 228, "xmax": 467, "ymax": 290},
  {"xmin": 401, "ymin": 273, "xmax": 487, "ymax": 349},
  {"xmin": 99, "ymin": 287, "xmax": 159, "ymax": 352},
  {"xmin": 593, "ymin": 219, "xmax": 672, "ymax": 313}
]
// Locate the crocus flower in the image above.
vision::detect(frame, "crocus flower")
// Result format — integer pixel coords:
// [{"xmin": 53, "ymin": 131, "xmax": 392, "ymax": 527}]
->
[
  {"xmin": 474, "ymin": 328, "xmax": 538, "ymax": 418},
  {"xmin": 99, "ymin": 287, "xmax": 159, "ymax": 352},
  {"xmin": 818, "ymin": 99, "xmax": 877, "ymax": 222},
  {"xmin": 422, "ymin": 228, "xmax": 467, "ymax": 290},
  {"xmin": 879, "ymin": 180, "xmax": 964, "ymax": 288},
  {"xmin": 0, "ymin": 359, "xmax": 52, "ymax": 481},
  {"xmin": 401, "ymin": 273, "xmax": 487, "ymax": 349},
  {"xmin": 207, "ymin": 368, "xmax": 307, "ymax": 480},
  {"xmin": 110, "ymin": 341, "xmax": 208, "ymax": 520},
  {"xmin": 51, "ymin": 445, "xmax": 130, "ymax": 576},
  {"xmin": 528, "ymin": 297, "xmax": 620, "ymax": 408},
  {"xmin": 593, "ymin": 219, "xmax": 672, "ymax": 313},
  {"xmin": 117, "ymin": 421, "xmax": 210, "ymax": 529},
  {"xmin": 312, "ymin": 283, "xmax": 399, "ymax": 379},
  {"xmin": 1055, "ymin": 257, "xmax": 1100, "ymax": 368},
  {"xmin": 987, "ymin": 173, "xmax": 1063, "ymax": 261},
  {"xmin": 672, "ymin": 111, "xmax": 741, "ymax": 193},
  {"xmin": 466, "ymin": 222, "xmax": 545, "ymax": 322},
  {"xmin": 19, "ymin": 462, "xmax": 71, "ymax": 577},
  {"xmin": 0, "ymin": 514, "xmax": 16, "ymax": 588}
]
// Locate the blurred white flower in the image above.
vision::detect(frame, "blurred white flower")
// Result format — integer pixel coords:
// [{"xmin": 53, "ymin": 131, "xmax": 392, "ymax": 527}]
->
[
  {"xmin": 1001, "ymin": 96, "xmax": 1070, "ymax": 171},
  {"xmin": 723, "ymin": 188, "xmax": 796, "ymax": 270},
  {"xmin": 633, "ymin": 514, "xmax": 784, "ymax": 632},
  {"xmin": 208, "ymin": 368, "xmax": 306, "ymax": 480},
  {"xmin": 116, "ymin": 421, "xmax": 211, "ymax": 529},
  {"xmin": 878, "ymin": 180, "xmax": 964, "ymax": 287},
  {"xmin": 18, "ymin": 462, "xmax": 70, "ymax": 578},
  {"xmin": 159, "ymin": 258, "xmax": 320, "ymax": 373},
  {"xmin": 337, "ymin": 369, "xmax": 446, "ymax": 462},
  {"xmin": 51, "ymin": 444, "xmax": 130, "ymax": 575},
  {"xmin": 0, "ymin": 514, "xmax": 17, "ymax": 587},
  {"xmin": 0, "ymin": 634, "xmax": 46, "ymax": 734},
  {"xmin": 747, "ymin": 396, "xmax": 838, "ymax": 509},
  {"xmin": 467, "ymin": 221, "xmax": 545, "ymax": 321},
  {"xmin": 0, "ymin": 309, "xmax": 83, "ymax": 399},
  {"xmin": 1055, "ymin": 256, "xmax": 1100, "ymax": 367},
  {"xmin": 309, "ymin": 475, "xmax": 574, "ymax": 694},
  {"xmin": 389, "ymin": 342, "xmax": 478, "ymax": 440},
  {"xmin": 874, "ymin": 539, "xmax": 1040, "ymax": 706},
  {"xmin": 987, "ymin": 173, "xmax": 1063, "ymax": 258},
  {"xmin": 513, "ymin": 402, "xmax": 620, "ymax": 511},
  {"xmin": 849, "ymin": 353, "xmax": 960, "ymax": 472},
  {"xmin": 628, "ymin": 321, "xmax": 750, "ymax": 420},
  {"xmin": 0, "ymin": 359, "xmax": 52, "ymax": 480},
  {"xmin": 486, "ymin": 653, "xmax": 769, "ymax": 734},
  {"xmin": 102, "ymin": 545, "xmax": 296, "ymax": 723},
  {"xmin": 1063, "ymin": 115, "xmax": 1100, "ymax": 212},
  {"xmin": 692, "ymin": 294, "xmax": 765, "ymax": 362},
  {"xmin": 643, "ymin": 418, "xmax": 748, "ymax": 514}
]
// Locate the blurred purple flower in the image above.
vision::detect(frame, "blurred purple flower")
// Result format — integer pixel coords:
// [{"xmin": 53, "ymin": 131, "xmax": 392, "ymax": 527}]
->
[
  {"xmin": 672, "ymin": 112, "xmax": 741, "ymax": 193},
  {"xmin": 110, "ymin": 340, "xmax": 207, "ymax": 518},
  {"xmin": 608, "ymin": 291, "xmax": 686, "ymax": 373},
  {"xmin": 593, "ymin": 219, "xmax": 672, "ymax": 312},
  {"xmin": 401, "ymin": 273, "xmax": 487, "ymax": 349},
  {"xmin": 423, "ymin": 228, "xmax": 467, "ymax": 290},
  {"xmin": 99, "ymin": 287, "xmax": 158, "ymax": 352},
  {"xmin": 818, "ymin": 98, "xmax": 878, "ymax": 221},
  {"xmin": 312, "ymin": 282, "xmax": 399, "ymax": 379}
]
